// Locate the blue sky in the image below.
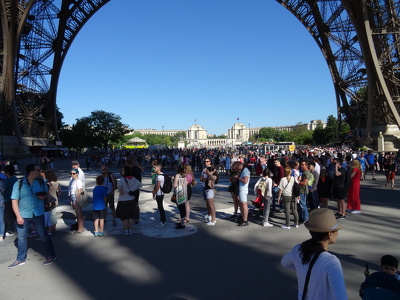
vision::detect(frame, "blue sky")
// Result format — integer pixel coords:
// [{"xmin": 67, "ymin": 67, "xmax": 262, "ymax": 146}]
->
[{"xmin": 57, "ymin": 0, "xmax": 336, "ymax": 135}]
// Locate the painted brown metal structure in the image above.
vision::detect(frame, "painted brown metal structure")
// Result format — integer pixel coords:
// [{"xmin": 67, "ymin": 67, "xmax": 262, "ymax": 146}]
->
[{"xmin": 0, "ymin": 0, "xmax": 399, "ymax": 147}]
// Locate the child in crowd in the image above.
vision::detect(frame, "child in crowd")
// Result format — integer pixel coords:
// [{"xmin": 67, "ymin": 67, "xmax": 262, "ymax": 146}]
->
[
  {"xmin": 378, "ymin": 255, "xmax": 400, "ymax": 280},
  {"xmin": 92, "ymin": 176, "xmax": 107, "ymax": 237},
  {"xmin": 359, "ymin": 255, "xmax": 400, "ymax": 298}
]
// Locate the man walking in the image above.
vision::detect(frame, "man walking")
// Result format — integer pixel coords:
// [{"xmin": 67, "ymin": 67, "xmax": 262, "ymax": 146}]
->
[{"xmin": 9, "ymin": 164, "xmax": 57, "ymax": 269}]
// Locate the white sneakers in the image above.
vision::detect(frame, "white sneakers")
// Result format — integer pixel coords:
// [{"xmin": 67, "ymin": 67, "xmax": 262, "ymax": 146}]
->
[
  {"xmin": 204, "ymin": 215, "xmax": 211, "ymax": 222},
  {"xmin": 350, "ymin": 210, "xmax": 361, "ymax": 214},
  {"xmin": 281, "ymin": 225, "xmax": 291, "ymax": 229},
  {"xmin": 263, "ymin": 222, "xmax": 273, "ymax": 227},
  {"xmin": 206, "ymin": 221, "xmax": 216, "ymax": 226}
]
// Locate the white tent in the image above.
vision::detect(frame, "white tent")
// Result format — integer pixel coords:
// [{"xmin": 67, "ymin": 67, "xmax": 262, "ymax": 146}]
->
[{"xmin": 127, "ymin": 137, "xmax": 146, "ymax": 144}]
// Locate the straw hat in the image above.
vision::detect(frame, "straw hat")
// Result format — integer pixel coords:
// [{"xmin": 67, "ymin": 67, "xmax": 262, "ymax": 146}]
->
[{"xmin": 304, "ymin": 208, "xmax": 343, "ymax": 232}]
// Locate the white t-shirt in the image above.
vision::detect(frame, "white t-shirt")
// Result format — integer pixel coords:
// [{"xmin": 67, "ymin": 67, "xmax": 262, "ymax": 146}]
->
[
  {"xmin": 281, "ymin": 244, "xmax": 347, "ymax": 300},
  {"xmin": 68, "ymin": 178, "xmax": 83, "ymax": 200},
  {"xmin": 278, "ymin": 177, "xmax": 294, "ymax": 197},
  {"xmin": 156, "ymin": 174, "xmax": 165, "ymax": 196},
  {"xmin": 77, "ymin": 167, "xmax": 85, "ymax": 187}
]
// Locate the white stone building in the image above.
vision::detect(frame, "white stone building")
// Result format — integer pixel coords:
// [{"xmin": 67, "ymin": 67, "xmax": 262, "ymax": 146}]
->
[{"xmin": 128, "ymin": 120, "xmax": 326, "ymax": 148}]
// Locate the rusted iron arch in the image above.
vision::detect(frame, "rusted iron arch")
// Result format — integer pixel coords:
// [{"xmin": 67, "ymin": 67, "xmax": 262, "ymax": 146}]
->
[
  {"xmin": 276, "ymin": 0, "xmax": 353, "ymax": 128},
  {"xmin": 0, "ymin": 0, "xmax": 37, "ymax": 146},
  {"xmin": 48, "ymin": 0, "xmax": 110, "ymax": 140},
  {"xmin": 13, "ymin": 0, "xmax": 109, "ymax": 140},
  {"xmin": 342, "ymin": 0, "xmax": 400, "ymax": 142}
]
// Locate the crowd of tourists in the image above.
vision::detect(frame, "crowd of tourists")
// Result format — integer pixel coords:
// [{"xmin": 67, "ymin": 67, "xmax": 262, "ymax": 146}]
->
[{"xmin": 1, "ymin": 145, "xmax": 400, "ymax": 299}]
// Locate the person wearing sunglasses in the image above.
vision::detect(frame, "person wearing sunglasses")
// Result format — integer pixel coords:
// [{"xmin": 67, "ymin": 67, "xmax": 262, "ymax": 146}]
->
[
  {"xmin": 70, "ymin": 160, "xmax": 85, "ymax": 231},
  {"xmin": 8, "ymin": 164, "xmax": 57, "ymax": 269},
  {"xmin": 68, "ymin": 169, "xmax": 84, "ymax": 234}
]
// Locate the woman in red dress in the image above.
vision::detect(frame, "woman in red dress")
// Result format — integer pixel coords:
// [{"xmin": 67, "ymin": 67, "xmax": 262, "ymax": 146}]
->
[{"xmin": 347, "ymin": 159, "xmax": 362, "ymax": 214}]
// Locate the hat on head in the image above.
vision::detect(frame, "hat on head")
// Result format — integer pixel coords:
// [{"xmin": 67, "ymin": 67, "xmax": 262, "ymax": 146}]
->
[
  {"xmin": 71, "ymin": 160, "xmax": 79, "ymax": 165},
  {"xmin": 304, "ymin": 208, "xmax": 342, "ymax": 232}
]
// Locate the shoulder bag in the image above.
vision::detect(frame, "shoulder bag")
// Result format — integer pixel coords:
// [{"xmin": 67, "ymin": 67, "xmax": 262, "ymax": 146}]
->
[{"xmin": 302, "ymin": 250, "xmax": 324, "ymax": 300}]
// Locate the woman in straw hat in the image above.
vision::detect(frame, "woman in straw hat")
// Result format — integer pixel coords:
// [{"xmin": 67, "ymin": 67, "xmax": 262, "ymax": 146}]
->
[{"xmin": 281, "ymin": 208, "xmax": 347, "ymax": 300}]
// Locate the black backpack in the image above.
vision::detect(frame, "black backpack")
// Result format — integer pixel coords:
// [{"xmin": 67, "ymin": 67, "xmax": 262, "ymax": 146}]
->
[
  {"xmin": 160, "ymin": 173, "xmax": 172, "ymax": 194},
  {"xmin": 292, "ymin": 180, "xmax": 300, "ymax": 197}
]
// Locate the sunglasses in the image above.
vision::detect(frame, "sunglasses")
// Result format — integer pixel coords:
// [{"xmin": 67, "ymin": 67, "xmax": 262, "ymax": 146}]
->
[
  {"xmin": 101, "ymin": 169, "xmax": 107, "ymax": 171},
  {"xmin": 70, "ymin": 172, "xmax": 77, "ymax": 175},
  {"xmin": 205, "ymin": 161, "xmax": 211, "ymax": 163}
]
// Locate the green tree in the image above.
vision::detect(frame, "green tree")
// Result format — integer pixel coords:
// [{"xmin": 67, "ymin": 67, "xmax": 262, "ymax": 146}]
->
[
  {"xmin": 143, "ymin": 134, "xmax": 163, "ymax": 145},
  {"xmin": 312, "ymin": 120, "xmax": 327, "ymax": 145},
  {"xmin": 71, "ymin": 110, "xmax": 128, "ymax": 149},
  {"xmin": 286, "ymin": 125, "xmax": 313, "ymax": 145},
  {"xmin": 259, "ymin": 127, "xmax": 287, "ymax": 142},
  {"xmin": 324, "ymin": 115, "xmax": 338, "ymax": 142},
  {"xmin": 175, "ymin": 131, "xmax": 187, "ymax": 140},
  {"xmin": 59, "ymin": 125, "xmax": 81, "ymax": 149},
  {"xmin": 340, "ymin": 122, "xmax": 351, "ymax": 140}
]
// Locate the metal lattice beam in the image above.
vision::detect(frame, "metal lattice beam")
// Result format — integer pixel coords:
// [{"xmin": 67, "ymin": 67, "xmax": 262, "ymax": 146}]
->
[
  {"xmin": 0, "ymin": 0, "xmax": 109, "ymax": 144},
  {"xmin": 277, "ymin": 0, "xmax": 400, "ymax": 141},
  {"xmin": 1, "ymin": 0, "xmax": 400, "ymax": 149}
]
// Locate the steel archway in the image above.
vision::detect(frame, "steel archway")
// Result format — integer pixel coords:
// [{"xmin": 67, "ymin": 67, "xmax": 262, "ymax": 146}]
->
[{"xmin": 1, "ymin": 0, "xmax": 399, "ymax": 149}]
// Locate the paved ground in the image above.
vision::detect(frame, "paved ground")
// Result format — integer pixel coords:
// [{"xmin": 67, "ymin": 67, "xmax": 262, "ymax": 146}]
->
[{"xmin": 0, "ymin": 158, "xmax": 399, "ymax": 300}]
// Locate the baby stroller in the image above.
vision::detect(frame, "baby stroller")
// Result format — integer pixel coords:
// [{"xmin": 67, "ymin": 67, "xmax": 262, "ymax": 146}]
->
[{"xmin": 251, "ymin": 191, "xmax": 264, "ymax": 219}]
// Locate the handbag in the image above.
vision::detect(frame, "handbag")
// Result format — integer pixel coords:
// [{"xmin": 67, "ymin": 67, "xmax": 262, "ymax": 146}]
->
[
  {"xmin": 176, "ymin": 177, "xmax": 187, "ymax": 205},
  {"xmin": 78, "ymin": 187, "xmax": 88, "ymax": 207},
  {"xmin": 171, "ymin": 194, "xmax": 177, "ymax": 203},
  {"xmin": 75, "ymin": 180, "xmax": 88, "ymax": 207}
]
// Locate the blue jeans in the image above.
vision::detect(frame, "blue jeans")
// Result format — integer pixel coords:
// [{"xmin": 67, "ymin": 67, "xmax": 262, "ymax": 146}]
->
[
  {"xmin": 311, "ymin": 190, "xmax": 320, "ymax": 210},
  {"xmin": 16, "ymin": 214, "xmax": 56, "ymax": 261},
  {"xmin": 299, "ymin": 193, "xmax": 309, "ymax": 222},
  {"xmin": 272, "ymin": 186, "xmax": 282, "ymax": 211},
  {"xmin": 0, "ymin": 206, "xmax": 5, "ymax": 237}
]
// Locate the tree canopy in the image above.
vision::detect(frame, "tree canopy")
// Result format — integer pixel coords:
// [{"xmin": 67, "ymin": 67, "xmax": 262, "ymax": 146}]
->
[{"xmin": 60, "ymin": 110, "xmax": 128, "ymax": 149}]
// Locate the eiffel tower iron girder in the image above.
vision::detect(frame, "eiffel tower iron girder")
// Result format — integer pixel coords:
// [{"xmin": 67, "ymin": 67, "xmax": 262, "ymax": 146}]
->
[
  {"xmin": 0, "ymin": 0, "xmax": 399, "ymax": 148},
  {"xmin": 277, "ymin": 0, "xmax": 400, "ymax": 141},
  {"xmin": 0, "ymin": 0, "xmax": 109, "ymax": 147}
]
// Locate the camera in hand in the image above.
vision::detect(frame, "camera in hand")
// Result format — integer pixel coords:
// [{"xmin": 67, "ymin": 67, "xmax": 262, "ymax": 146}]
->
[
  {"xmin": 128, "ymin": 191, "xmax": 135, "ymax": 196},
  {"xmin": 36, "ymin": 192, "xmax": 47, "ymax": 197}
]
